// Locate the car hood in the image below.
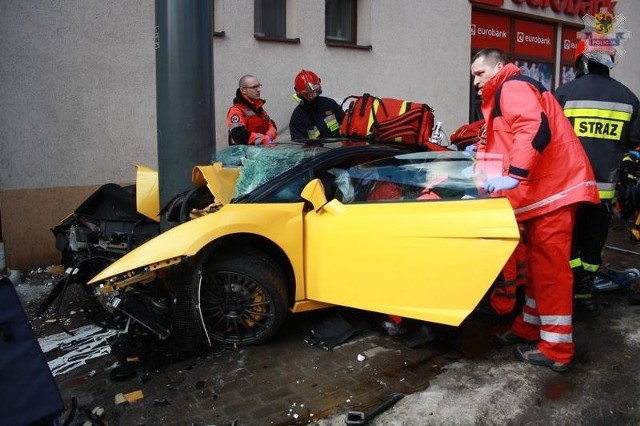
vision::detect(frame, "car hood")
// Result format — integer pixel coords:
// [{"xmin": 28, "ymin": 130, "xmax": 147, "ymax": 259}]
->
[
  {"xmin": 87, "ymin": 211, "xmax": 225, "ymax": 284},
  {"xmin": 192, "ymin": 163, "xmax": 241, "ymax": 206}
]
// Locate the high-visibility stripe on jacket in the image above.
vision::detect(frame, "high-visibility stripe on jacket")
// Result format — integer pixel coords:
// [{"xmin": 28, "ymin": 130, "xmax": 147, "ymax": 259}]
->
[
  {"xmin": 289, "ymin": 96, "xmax": 345, "ymax": 140},
  {"xmin": 227, "ymin": 90, "xmax": 277, "ymax": 145},
  {"xmin": 555, "ymin": 68, "xmax": 640, "ymax": 200},
  {"xmin": 478, "ymin": 63, "xmax": 600, "ymax": 221}
]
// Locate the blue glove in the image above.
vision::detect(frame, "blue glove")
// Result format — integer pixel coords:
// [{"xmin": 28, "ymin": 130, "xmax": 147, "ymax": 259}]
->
[
  {"xmin": 483, "ymin": 176, "xmax": 520, "ymax": 193},
  {"xmin": 465, "ymin": 144, "xmax": 478, "ymax": 153}
]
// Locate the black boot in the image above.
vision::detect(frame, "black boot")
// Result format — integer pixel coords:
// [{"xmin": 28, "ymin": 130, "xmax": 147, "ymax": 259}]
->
[{"xmin": 573, "ymin": 275, "xmax": 599, "ymax": 321}]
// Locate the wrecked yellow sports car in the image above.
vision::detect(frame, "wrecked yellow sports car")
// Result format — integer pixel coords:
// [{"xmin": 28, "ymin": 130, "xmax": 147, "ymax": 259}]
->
[{"xmin": 80, "ymin": 140, "xmax": 518, "ymax": 346}]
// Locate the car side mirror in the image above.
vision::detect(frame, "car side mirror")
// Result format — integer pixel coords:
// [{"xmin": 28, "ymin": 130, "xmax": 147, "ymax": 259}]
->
[
  {"xmin": 302, "ymin": 179, "xmax": 346, "ymax": 214},
  {"xmin": 301, "ymin": 178, "xmax": 329, "ymax": 211}
]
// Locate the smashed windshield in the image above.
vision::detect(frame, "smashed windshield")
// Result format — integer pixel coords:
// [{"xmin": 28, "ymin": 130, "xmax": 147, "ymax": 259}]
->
[
  {"xmin": 214, "ymin": 144, "xmax": 332, "ymax": 197},
  {"xmin": 336, "ymin": 151, "xmax": 504, "ymax": 203}
]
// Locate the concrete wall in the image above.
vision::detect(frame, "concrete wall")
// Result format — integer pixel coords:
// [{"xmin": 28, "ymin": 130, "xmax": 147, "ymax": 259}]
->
[
  {"xmin": 0, "ymin": 0, "xmax": 158, "ymax": 190},
  {"xmin": 611, "ymin": 2, "xmax": 640, "ymax": 95},
  {"xmin": 0, "ymin": 0, "xmax": 157, "ymax": 270}
]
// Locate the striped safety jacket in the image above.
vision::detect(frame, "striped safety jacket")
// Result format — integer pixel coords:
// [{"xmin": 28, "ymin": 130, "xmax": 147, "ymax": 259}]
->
[
  {"xmin": 289, "ymin": 96, "xmax": 345, "ymax": 140},
  {"xmin": 227, "ymin": 90, "xmax": 277, "ymax": 145},
  {"xmin": 555, "ymin": 65, "xmax": 640, "ymax": 200},
  {"xmin": 478, "ymin": 63, "xmax": 600, "ymax": 222}
]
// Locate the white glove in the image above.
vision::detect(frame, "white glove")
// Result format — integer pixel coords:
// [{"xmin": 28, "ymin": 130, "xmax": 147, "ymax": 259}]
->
[
  {"xmin": 483, "ymin": 176, "xmax": 520, "ymax": 193},
  {"xmin": 465, "ymin": 144, "xmax": 478, "ymax": 153},
  {"xmin": 328, "ymin": 168, "xmax": 354, "ymax": 202},
  {"xmin": 256, "ymin": 135, "xmax": 273, "ymax": 145}
]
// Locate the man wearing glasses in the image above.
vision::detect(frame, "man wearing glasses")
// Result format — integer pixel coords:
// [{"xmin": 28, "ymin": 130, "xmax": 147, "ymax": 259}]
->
[{"xmin": 227, "ymin": 75, "xmax": 277, "ymax": 145}]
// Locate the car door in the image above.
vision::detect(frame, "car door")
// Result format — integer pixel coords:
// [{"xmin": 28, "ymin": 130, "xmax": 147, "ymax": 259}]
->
[{"xmin": 302, "ymin": 152, "xmax": 519, "ymax": 327}]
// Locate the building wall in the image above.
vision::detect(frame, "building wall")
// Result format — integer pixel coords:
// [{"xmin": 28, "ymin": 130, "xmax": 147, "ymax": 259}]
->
[
  {"xmin": 0, "ymin": 0, "xmax": 157, "ymax": 270},
  {"xmin": 0, "ymin": 0, "xmax": 158, "ymax": 190},
  {"xmin": 0, "ymin": 186, "xmax": 100, "ymax": 269},
  {"xmin": 212, "ymin": 0, "xmax": 472, "ymax": 148},
  {"xmin": 1, "ymin": 0, "xmax": 639, "ymax": 270},
  {"xmin": 611, "ymin": 2, "xmax": 640, "ymax": 95}
]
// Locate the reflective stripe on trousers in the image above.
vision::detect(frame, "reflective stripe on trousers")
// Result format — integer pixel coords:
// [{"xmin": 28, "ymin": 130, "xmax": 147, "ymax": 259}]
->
[{"xmin": 512, "ymin": 204, "xmax": 577, "ymax": 364}]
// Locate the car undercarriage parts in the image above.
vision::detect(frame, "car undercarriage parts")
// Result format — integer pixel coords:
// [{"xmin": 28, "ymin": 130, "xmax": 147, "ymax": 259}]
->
[
  {"xmin": 107, "ymin": 292, "xmax": 170, "ymax": 340},
  {"xmin": 52, "ymin": 183, "xmax": 161, "ymax": 285},
  {"xmin": 303, "ymin": 312, "xmax": 359, "ymax": 350}
]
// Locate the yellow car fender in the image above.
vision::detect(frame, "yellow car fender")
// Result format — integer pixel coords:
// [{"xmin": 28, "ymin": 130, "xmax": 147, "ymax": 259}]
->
[
  {"xmin": 192, "ymin": 163, "xmax": 240, "ymax": 206},
  {"xmin": 88, "ymin": 202, "xmax": 304, "ymax": 286},
  {"xmin": 135, "ymin": 164, "xmax": 160, "ymax": 222},
  {"xmin": 135, "ymin": 162, "xmax": 240, "ymax": 222}
]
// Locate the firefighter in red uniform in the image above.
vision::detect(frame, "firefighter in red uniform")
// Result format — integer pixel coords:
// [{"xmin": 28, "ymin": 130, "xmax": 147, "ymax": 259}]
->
[
  {"xmin": 471, "ymin": 48, "xmax": 600, "ymax": 372},
  {"xmin": 555, "ymin": 40, "xmax": 640, "ymax": 319},
  {"xmin": 227, "ymin": 75, "xmax": 277, "ymax": 145}
]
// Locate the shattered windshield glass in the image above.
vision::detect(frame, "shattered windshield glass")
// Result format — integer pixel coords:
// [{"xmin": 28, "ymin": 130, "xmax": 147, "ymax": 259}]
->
[{"xmin": 214, "ymin": 144, "xmax": 332, "ymax": 198}]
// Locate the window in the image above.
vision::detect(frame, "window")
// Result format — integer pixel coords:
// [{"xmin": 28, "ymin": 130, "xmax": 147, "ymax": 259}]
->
[
  {"xmin": 253, "ymin": 0, "xmax": 299, "ymax": 43},
  {"xmin": 325, "ymin": 0, "xmax": 371, "ymax": 50},
  {"xmin": 254, "ymin": 0, "xmax": 286, "ymax": 39},
  {"xmin": 325, "ymin": 0, "xmax": 357, "ymax": 44},
  {"xmin": 559, "ymin": 26, "xmax": 582, "ymax": 85}
]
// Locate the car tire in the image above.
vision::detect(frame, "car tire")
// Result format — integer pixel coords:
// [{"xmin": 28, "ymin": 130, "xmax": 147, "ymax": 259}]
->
[{"xmin": 192, "ymin": 249, "xmax": 289, "ymax": 346}]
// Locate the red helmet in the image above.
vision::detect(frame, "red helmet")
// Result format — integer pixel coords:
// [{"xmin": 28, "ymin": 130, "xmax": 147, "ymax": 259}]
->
[
  {"xmin": 294, "ymin": 70, "xmax": 322, "ymax": 99},
  {"xmin": 574, "ymin": 39, "xmax": 588, "ymax": 63},
  {"xmin": 575, "ymin": 38, "xmax": 615, "ymax": 67}
]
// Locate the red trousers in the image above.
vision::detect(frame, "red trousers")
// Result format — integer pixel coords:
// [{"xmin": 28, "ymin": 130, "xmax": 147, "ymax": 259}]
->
[
  {"xmin": 512, "ymin": 204, "xmax": 577, "ymax": 364},
  {"xmin": 490, "ymin": 239, "xmax": 526, "ymax": 315}
]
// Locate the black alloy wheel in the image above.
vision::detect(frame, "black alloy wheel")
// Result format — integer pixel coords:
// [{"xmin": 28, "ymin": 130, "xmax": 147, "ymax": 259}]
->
[{"xmin": 195, "ymin": 251, "xmax": 288, "ymax": 345}]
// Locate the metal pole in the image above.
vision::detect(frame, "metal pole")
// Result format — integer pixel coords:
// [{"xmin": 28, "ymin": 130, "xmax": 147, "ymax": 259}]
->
[{"xmin": 155, "ymin": 0, "xmax": 215, "ymax": 231}]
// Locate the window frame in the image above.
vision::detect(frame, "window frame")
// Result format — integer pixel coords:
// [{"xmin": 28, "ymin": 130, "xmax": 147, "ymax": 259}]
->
[
  {"xmin": 325, "ymin": 0, "xmax": 372, "ymax": 51},
  {"xmin": 254, "ymin": 0, "xmax": 300, "ymax": 44},
  {"xmin": 213, "ymin": 0, "xmax": 225, "ymax": 38}
]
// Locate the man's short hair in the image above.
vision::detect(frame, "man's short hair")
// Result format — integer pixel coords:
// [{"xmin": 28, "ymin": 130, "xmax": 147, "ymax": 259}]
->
[
  {"xmin": 239, "ymin": 75, "xmax": 255, "ymax": 88},
  {"xmin": 472, "ymin": 48, "xmax": 509, "ymax": 66}
]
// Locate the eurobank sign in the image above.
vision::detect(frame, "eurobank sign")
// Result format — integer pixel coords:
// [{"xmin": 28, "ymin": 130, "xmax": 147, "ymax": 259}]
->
[
  {"xmin": 469, "ymin": 0, "xmax": 617, "ymax": 16},
  {"xmin": 471, "ymin": 11, "xmax": 555, "ymax": 58}
]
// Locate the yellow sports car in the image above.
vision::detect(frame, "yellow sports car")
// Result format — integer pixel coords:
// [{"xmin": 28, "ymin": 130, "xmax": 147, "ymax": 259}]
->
[{"xmin": 86, "ymin": 141, "xmax": 519, "ymax": 346}]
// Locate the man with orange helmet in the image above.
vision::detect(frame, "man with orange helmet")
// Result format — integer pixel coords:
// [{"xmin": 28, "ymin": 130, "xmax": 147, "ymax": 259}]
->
[
  {"xmin": 227, "ymin": 75, "xmax": 277, "ymax": 145},
  {"xmin": 555, "ymin": 38, "xmax": 640, "ymax": 319},
  {"xmin": 289, "ymin": 70, "xmax": 344, "ymax": 140}
]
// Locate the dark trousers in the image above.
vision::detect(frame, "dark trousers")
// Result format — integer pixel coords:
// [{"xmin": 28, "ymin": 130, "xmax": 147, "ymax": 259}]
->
[{"xmin": 570, "ymin": 201, "xmax": 612, "ymax": 283}]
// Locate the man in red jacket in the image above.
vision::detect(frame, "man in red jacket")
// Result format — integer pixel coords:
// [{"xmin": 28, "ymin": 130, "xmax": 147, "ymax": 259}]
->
[
  {"xmin": 227, "ymin": 75, "xmax": 277, "ymax": 145},
  {"xmin": 470, "ymin": 48, "xmax": 600, "ymax": 372}
]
